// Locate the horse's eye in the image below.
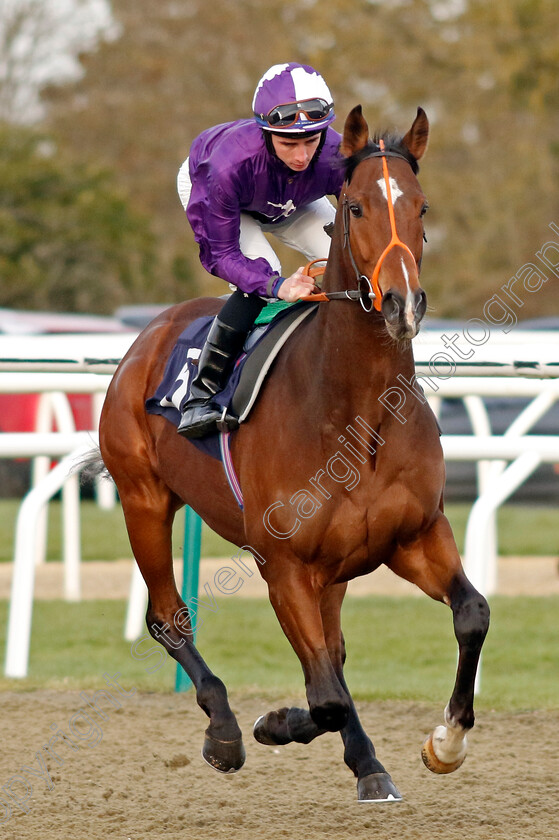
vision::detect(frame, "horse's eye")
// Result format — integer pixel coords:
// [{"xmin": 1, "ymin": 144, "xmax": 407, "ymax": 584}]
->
[
  {"xmin": 349, "ymin": 203, "xmax": 363, "ymax": 218},
  {"xmin": 420, "ymin": 202, "xmax": 429, "ymax": 218}
]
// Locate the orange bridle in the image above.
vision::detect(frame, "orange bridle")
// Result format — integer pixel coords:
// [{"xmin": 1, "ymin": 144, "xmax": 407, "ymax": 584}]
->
[
  {"xmin": 301, "ymin": 139, "xmax": 420, "ymax": 312},
  {"xmin": 367, "ymin": 139, "xmax": 418, "ymax": 311}
]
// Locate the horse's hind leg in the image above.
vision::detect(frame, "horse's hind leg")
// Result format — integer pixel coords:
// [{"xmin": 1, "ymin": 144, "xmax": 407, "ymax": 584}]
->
[
  {"xmin": 115, "ymin": 478, "xmax": 245, "ymax": 774},
  {"xmin": 390, "ymin": 512, "xmax": 490, "ymax": 774}
]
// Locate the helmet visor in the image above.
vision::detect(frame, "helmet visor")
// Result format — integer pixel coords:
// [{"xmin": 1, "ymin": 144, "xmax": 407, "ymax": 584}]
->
[{"xmin": 260, "ymin": 98, "xmax": 333, "ymax": 128}]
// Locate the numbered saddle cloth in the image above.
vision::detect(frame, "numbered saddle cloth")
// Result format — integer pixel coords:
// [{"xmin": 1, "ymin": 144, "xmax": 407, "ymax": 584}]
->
[{"xmin": 145, "ymin": 301, "xmax": 318, "ymax": 457}]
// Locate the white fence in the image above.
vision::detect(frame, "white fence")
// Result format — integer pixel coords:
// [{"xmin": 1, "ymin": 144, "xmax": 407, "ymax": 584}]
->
[
  {"xmin": 428, "ymin": 377, "xmax": 559, "ymax": 594},
  {"xmin": 1, "ymin": 329, "xmax": 558, "ymax": 678},
  {"xmin": 0, "ymin": 369, "xmax": 117, "ymax": 679}
]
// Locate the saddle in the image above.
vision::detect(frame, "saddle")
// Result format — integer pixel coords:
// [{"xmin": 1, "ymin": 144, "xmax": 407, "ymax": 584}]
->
[{"xmin": 145, "ymin": 300, "xmax": 318, "ymax": 456}]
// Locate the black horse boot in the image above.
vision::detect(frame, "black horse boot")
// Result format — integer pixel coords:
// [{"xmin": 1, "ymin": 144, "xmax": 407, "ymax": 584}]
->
[{"xmin": 177, "ymin": 317, "xmax": 247, "ymax": 439}]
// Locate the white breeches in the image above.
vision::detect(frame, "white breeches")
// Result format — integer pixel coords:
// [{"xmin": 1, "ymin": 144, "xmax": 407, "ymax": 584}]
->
[{"xmin": 177, "ymin": 158, "xmax": 335, "ymax": 276}]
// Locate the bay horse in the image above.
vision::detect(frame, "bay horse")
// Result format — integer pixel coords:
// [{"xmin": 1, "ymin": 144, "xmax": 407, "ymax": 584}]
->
[{"xmin": 98, "ymin": 105, "xmax": 490, "ymax": 802}]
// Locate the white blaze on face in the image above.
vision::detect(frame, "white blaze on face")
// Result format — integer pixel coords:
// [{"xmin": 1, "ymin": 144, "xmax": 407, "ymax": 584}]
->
[
  {"xmin": 402, "ymin": 257, "xmax": 414, "ymax": 327},
  {"xmin": 376, "ymin": 176, "xmax": 403, "ymax": 204},
  {"xmin": 401, "ymin": 256, "xmax": 419, "ymax": 335}
]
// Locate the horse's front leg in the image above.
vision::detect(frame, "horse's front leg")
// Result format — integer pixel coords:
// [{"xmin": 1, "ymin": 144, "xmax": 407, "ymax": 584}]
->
[
  {"xmin": 320, "ymin": 583, "xmax": 403, "ymax": 802},
  {"xmin": 390, "ymin": 512, "xmax": 490, "ymax": 774},
  {"xmin": 255, "ymin": 561, "xmax": 351, "ymax": 734},
  {"xmin": 119, "ymin": 491, "xmax": 245, "ymax": 774},
  {"xmin": 253, "ymin": 576, "xmax": 401, "ymax": 801},
  {"xmin": 421, "ymin": 572, "xmax": 490, "ymax": 773}
]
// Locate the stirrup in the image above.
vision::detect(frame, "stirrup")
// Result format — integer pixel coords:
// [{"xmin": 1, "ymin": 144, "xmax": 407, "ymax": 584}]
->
[
  {"xmin": 216, "ymin": 406, "xmax": 239, "ymax": 433},
  {"xmin": 178, "ymin": 402, "xmax": 238, "ymax": 439}
]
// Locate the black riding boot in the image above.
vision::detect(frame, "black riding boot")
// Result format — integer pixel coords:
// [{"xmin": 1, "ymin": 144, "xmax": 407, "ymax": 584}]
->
[{"xmin": 177, "ymin": 317, "xmax": 248, "ymax": 439}]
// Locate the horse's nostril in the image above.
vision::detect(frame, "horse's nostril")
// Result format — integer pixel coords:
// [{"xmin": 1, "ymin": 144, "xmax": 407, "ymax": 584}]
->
[
  {"xmin": 415, "ymin": 289, "xmax": 427, "ymax": 319},
  {"xmin": 381, "ymin": 292, "xmax": 404, "ymax": 323}
]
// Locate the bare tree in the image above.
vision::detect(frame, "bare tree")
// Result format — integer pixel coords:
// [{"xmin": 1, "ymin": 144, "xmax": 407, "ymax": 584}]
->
[{"xmin": 0, "ymin": 0, "xmax": 115, "ymax": 123}]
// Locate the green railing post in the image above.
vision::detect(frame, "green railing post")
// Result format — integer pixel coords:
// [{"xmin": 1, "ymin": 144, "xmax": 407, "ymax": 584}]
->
[{"xmin": 175, "ymin": 506, "xmax": 202, "ymax": 692}]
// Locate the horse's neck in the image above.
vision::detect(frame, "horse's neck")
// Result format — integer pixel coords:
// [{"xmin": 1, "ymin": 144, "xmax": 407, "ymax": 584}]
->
[{"xmin": 304, "ymin": 298, "xmax": 414, "ymax": 430}]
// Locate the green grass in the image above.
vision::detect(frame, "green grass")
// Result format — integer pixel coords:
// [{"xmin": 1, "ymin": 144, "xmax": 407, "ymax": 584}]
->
[
  {"xmin": 0, "ymin": 498, "xmax": 237, "ymax": 562},
  {"xmin": 0, "ymin": 499, "xmax": 556, "ymax": 562},
  {"xmin": 444, "ymin": 503, "xmax": 558, "ymax": 558},
  {"xmin": 0, "ymin": 595, "xmax": 556, "ymax": 712}
]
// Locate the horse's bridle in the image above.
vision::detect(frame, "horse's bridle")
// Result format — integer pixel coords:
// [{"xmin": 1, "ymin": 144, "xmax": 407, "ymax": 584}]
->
[{"xmin": 302, "ymin": 139, "xmax": 418, "ymax": 312}]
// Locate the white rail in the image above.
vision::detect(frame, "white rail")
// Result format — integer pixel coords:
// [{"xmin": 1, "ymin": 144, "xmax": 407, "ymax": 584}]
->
[
  {"xmin": 0, "ymin": 333, "xmax": 137, "ymax": 373},
  {"xmin": 4, "ymin": 438, "xmax": 96, "ymax": 678},
  {"xmin": 442, "ymin": 434, "xmax": 559, "ymax": 460},
  {"xmin": 0, "ymin": 365, "xmax": 116, "ymax": 679},
  {"xmin": 433, "ymin": 377, "xmax": 559, "ymax": 596}
]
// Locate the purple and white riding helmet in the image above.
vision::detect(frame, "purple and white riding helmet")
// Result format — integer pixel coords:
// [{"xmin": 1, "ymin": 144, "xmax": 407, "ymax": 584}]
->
[{"xmin": 252, "ymin": 63, "xmax": 336, "ymax": 133}]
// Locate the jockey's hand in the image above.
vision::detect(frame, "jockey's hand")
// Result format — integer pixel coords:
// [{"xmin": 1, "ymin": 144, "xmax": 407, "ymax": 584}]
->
[{"xmin": 276, "ymin": 267, "xmax": 317, "ymax": 302}]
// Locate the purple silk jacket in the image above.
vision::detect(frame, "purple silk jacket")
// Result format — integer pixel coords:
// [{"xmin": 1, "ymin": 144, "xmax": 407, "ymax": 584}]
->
[{"xmin": 185, "ymin": 119, "xmax": 345, "ymax": 296}]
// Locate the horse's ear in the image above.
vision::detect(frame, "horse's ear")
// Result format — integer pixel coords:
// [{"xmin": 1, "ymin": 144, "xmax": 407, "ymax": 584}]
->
[
  {"xmin": 402, "ymin": 107, "xmax": 429, "ymax": 161},
  {"xmin": 340, "ymin": 105, "xmax": 370, "ymax": 157}
]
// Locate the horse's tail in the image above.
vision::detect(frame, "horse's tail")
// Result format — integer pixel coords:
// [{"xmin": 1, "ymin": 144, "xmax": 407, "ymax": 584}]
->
[{"xmin": 74, "ymin": 445, "xmax": 111, "ymax": 483}]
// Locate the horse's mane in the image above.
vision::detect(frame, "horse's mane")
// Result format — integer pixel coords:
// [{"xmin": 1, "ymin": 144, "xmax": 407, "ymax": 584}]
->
[{"xmin": 344, "ymin": 132, "xmax": 420, "ymax": 183}]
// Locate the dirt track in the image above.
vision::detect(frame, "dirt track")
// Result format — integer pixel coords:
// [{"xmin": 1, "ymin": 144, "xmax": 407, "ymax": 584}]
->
[
  {"xmin": 0, "ymin": 555, "xmax": 558, "ymax": 600},
  {"xmin": 1, "ymin": 691, "xmax": 557, "ymax": 840},
  {"xmin": 1, "ymin": 558, "xmax": 557, "ymax": 838}
]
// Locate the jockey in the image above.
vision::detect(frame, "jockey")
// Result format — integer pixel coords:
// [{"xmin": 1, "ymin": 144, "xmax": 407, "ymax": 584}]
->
[{"xmin": 176, "ymin": 62, "xmax": 344, "ymax": 439}]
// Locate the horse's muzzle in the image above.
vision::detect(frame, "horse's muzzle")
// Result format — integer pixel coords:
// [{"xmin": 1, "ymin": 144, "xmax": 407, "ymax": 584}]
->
[{"xmin": 381, "ymin": 288, "xmax": 427, "ymax": 340}]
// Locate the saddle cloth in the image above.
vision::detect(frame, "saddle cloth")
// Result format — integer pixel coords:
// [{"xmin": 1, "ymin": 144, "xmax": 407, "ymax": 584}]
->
[{"xmin": 145, "ymin": 301, "xmax": 318, "ymax": 459}]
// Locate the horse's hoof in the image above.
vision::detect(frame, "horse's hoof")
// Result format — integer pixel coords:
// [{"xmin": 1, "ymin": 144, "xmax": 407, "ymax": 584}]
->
[
  {"xmin": 252, "ymin": 715, "xmax": 276, "ymax": 747},
  {"xmin": 202, "ymin": 732, "xmax": 246, "ymax": 774},
  {"xmin": 253, "ymin": 714, "xmax": 276, "ymax": 745},
  {"xmin": 253, "ymin": 710, "xmax": 291, "ymax": 745},
  {"xmin": 357, "ymin": 772, "xmax": 403, "ymax": 803},
  {"xmin": 421, "ymin": 732, "xmax": 466, "ymax": 775}
]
